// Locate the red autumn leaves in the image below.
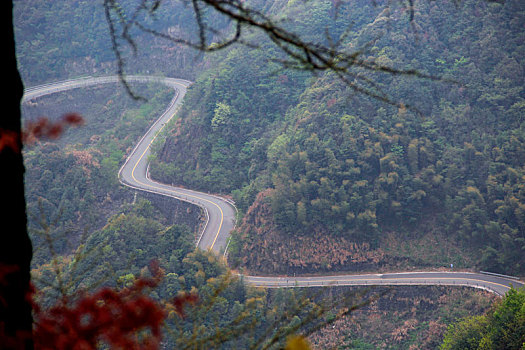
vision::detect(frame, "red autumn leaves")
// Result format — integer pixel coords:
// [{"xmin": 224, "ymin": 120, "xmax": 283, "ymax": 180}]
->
[
  {"xmin": 24, "ymin": 114, "xmax": 84, "ymax": 146},
  {"xmin": 32, "ymin": 260, "xmax": 199, "ymax": 350},
  {"xmin": 171, "ymin": 292, "xmax": 199, "ymax": 319},
  {"xmin": 33, "ymin": 282, "xmax": 165, "ymax": 350},
  {"xmin": 0, "ymin": 260, "xmax": 198, "ymax": 349},
  {"xmin": 0, "ymin": 113, "xmax": 84, "ymax": 153}
]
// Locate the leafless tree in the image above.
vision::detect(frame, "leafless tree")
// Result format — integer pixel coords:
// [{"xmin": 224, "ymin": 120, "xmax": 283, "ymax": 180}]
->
[{"xmin": 103, "ymin": 0, "xmax": 447, "ymax": 109}]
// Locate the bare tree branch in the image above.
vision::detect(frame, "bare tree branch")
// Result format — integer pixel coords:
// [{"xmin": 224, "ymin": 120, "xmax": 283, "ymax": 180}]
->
[{"xmin": 103, "ymin": 0, "xmax": 455, "ymax": 110}]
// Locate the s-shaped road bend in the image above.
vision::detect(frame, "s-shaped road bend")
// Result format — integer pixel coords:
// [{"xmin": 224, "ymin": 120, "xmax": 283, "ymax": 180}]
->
[{"xmin": 23, "ymin": 75, "xmax": 524, "ymax": 297}]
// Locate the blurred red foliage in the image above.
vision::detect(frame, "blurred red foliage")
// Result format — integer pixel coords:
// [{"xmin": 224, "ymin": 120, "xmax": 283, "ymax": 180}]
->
[
  {"xmin": 172, "ymin": 293, "xmax": 199, "ymax": 319},
  {"xmin": 0, "ymin": 129, "xmax": 19, "ymax": 153},
  {"xmin": 33, "ymin": 261, "xmax": 165, "ymax": 350},
  {"xmin": 28, "ymin": 260, "xmax": 198, "ymax": 350},
  {"xmin": 23, "ymin": 113, "xmax": 84, "ymax": 146},
  {"xmin": 0, "ymin": 113, "xmax": 85, "ymax": 153}
]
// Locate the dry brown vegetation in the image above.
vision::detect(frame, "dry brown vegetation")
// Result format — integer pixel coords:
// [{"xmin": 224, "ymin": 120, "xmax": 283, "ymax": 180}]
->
[
  {"xmin": 236, "ymin": 190, "xmax": 393, "ymax": 274},
  {"xmin": 234, "ymin": 188, "xmax": 485, "ymax": 275},
  {"xmin": 306, "ymin": 286, "xmax": 497, "ymax": 349}
]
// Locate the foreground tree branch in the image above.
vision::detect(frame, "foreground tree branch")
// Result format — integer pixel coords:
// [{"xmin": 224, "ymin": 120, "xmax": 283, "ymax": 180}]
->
[{"xmin": 103, "ymin": 0, "xmax": 450, "ymax": 110}]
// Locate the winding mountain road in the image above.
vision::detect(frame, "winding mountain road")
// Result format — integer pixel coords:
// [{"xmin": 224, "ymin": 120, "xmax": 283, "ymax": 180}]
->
[{"xmin": 23, "ymin": 75, "xmax": 524, "ymax": 296}]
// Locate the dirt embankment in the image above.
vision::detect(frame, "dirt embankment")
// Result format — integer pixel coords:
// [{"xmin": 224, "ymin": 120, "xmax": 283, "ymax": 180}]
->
[{"xmin": 233, "ymin": 189, "xmax": 475, "ymax": 276}]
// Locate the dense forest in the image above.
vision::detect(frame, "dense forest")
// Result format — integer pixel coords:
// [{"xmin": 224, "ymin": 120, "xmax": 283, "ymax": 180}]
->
[
  {"xmin": 149, "ymin": 0, "xmax": 525, "ymax": 275},
  {"xmin": 22, "ymin": 83, "xmax": 179, "ymax": 266},
  {"xmin": 14, "ymin": 0, "xmax": 204, "ymax": 85},
  {"xmin": 14, "ymin": 0, "xmax": 524, "ymax": 348}
]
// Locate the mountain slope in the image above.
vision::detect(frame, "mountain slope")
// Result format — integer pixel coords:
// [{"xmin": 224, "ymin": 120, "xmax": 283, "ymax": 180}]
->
[{"xmin": 152, "ymin": 0, "xmax": 525, "ymax": 274}]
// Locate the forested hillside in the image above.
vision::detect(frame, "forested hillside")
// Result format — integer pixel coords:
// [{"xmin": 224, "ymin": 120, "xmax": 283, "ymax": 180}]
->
[
  {"xmin": 22, "ymin": 83, "xmax": 190, "ymax": 266},
  {"xmin": 151, "ymin": 0, "xmax": 525, "ymax": 275},
  {"xmin": 14, "ymin": 0, "xmax": 206, "ymax": 85},
  {"xmin": 14, "ymin": 0, "xmax": 524, "ymax": 348}
]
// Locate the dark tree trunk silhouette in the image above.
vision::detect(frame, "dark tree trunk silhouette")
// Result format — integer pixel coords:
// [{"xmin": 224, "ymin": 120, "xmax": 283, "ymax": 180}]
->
[{"xmin": 0, "ymin": 1, "xmax": 33, "ymax": 348}]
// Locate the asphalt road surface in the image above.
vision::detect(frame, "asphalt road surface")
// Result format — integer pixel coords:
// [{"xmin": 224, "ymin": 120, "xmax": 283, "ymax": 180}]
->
[
  {"xmin": 244, "ymin": 271, "xmax": 523, "ymax": 296},
  {"xmin": 23, "ymin": 76, "xmax": 524, "ymax": 296},
  {"xmin": 23, "ymin": 75, "xmax": 236, "ymax": 254}
]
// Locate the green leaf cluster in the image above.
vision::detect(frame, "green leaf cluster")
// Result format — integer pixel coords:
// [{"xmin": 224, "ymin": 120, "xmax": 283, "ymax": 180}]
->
[{"xmin": 441, "ymin": 287, "xmax": 525, "ymax": 350}]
